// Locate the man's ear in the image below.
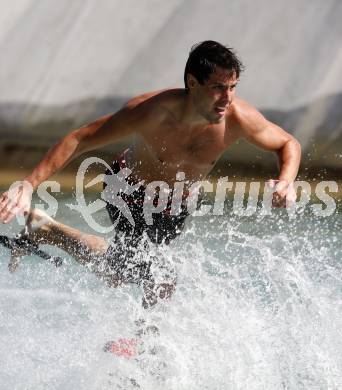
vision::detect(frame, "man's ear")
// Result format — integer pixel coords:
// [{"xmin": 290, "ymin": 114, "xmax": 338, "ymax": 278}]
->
[{"xmin": 187, "ymin": 74, "xmax": 198, "ymax": 89}]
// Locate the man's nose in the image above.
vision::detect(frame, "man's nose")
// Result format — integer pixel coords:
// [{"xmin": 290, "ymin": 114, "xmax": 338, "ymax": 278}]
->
[{"xmin": 220, "ymin": 88, "xmax": 230, "ymax": 104}]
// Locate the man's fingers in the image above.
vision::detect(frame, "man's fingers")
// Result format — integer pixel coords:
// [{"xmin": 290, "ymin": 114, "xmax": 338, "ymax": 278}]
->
[
  {"xmin": 266, "ymin": 179, "xmax": 277, "ymax": 189},
  {"xmin": 2, "ymin": 201, "xmax": 22, "ymax": 223},
  {"xmin": 2, "ymin": 201, "xmax": 23, "ymax": 223},
  {"xmin": 0, "ymin": 193, "xmax": 8, "ymax": 205},
  {"xmin": 0, "ymin": 201, "xmax": 11, "ymax": 222},
  {"xmin": 276, "ymin": 189, "xmax": 288, "ymax": 198},
  {"xmin": 272, "ymin": 193, "xmax": 287, "ymax": 208},
  {"xmin": 2, "ymin": 210, "xmax": 16, "ymax": 224},
  {"xmin": 0, "ymin": 194, "xmax": 10, "ymax": 212},
  {"xmin": 268, "ymin": 180, "xmax": 296, "ymax": 208},
  {"xmin": 275, "ymin": 181, "xmax": 288, "ymax": 197},
  {"xmin": 0, "ymin": 185, "xmax": 30, "ymax": 223}
]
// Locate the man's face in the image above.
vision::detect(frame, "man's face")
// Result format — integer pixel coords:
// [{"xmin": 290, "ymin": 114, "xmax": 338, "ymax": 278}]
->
[{"xmin": 189, "ymin": 67, "xmax": 238, "ymax": 124}]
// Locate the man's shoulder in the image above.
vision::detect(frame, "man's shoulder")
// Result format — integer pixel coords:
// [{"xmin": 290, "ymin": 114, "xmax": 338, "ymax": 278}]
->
[
  {"xmin": 118, "ymin": 89, "xmax": 185, "ymax": 132},
  {"xmin": 230, "ymin": 97, "xmax": 259, "ymax": 118},
  {"xmin": 230, "ymin": 97, "xmax": 265, "ymax": 125},
  {"xmin": 229, "ymin": 96, "xmax": 268, "ymax": 136},
  {"xmin": 124, "ymin": 88, "xmax": 184, "ymax": 109}
]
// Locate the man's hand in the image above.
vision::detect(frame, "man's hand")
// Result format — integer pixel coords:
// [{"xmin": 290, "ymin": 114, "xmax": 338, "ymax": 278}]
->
[
  {"xmin": 267, "ymin": 179, "xmax": 297, "ymax": 208},
  {"xmin": 0, "ymin": 181, "xmax": 33, "ymax": 224}
]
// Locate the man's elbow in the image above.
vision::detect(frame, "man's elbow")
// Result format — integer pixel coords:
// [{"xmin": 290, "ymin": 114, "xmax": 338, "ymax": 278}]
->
[
  {"xmin": 69, "ymin": 126, "xmax": 97, "ymax": 156},
  {"xmin": 62, "ymin": 130, "xmax": 85, "ymax": 157},
  {"xmin": 276, "ymin": 136, "xmax": 301, "ymax": 160},
  {"xmin": 287, "ymin": 136, "xmax": 301, "ymax": 157},
  {"xmin": 279, "ymin": 134, "xmax": 300, "ymax": 151}
]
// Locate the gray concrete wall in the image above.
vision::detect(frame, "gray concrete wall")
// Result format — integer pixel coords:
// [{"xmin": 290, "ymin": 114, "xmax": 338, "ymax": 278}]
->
[{"xmin": 1, "ymin": 0, "xmax": 341, "ymax": 172}]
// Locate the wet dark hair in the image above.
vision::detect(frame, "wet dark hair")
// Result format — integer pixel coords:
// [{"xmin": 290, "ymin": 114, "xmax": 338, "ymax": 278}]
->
[{"xmin": 184, "ymin": 40, "xmax": 244, "ymax": 91}]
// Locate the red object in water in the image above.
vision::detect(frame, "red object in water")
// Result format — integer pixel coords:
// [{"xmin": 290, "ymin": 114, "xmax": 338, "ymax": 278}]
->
[{"xmin": 104, "ymin": 338, "xmax": 138, "ymax": 358}]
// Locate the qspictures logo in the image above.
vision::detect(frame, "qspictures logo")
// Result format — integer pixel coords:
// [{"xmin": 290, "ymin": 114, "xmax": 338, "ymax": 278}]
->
[{"xmin": 6, "ymin": 157, "xmax": 340, "ymax": 233}]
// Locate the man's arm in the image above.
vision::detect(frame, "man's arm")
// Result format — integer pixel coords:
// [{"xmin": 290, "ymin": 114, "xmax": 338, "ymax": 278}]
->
[
  {"xmin": 0, "ymin": 102, "xmax": 150, "ymax": 223},
  {"xmin": 233, "ymin": 98, "xmax": 301, "ymax": 201},
  {"xmin": 25, "ymin": 108, "xmax": 136, "ymax": 189}
]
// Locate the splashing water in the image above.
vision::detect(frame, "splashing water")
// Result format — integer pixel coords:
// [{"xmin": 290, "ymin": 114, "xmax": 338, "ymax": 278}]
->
[{"xmin": 0, "ymin": 198, "xmax": 341, "ymax": 389}]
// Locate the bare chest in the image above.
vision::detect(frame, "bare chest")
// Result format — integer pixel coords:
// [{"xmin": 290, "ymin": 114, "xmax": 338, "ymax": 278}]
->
[{"xmin": 144, "ymin": 122, "xmax": 236, "ymax": 167}]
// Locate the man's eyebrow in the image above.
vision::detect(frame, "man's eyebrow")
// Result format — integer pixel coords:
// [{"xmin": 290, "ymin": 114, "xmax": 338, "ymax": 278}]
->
[
  {"xmin": 210, "ymin": 82, "xmax": 238, "ymax": 87},
  {"xmin": 211, "ymin": 82, "xmax": 228, "ymax": 86}
]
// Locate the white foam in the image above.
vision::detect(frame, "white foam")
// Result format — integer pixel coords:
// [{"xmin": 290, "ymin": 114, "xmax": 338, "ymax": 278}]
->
[{"xmin": 0, "ymin": 208, "xmax": 341, "ymax": 389}]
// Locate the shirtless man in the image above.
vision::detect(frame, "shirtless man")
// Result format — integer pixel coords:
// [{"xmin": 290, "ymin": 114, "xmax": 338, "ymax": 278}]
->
[{"xmin": 0, "ymin": 41, "xmax": 301, "ymax": 307}]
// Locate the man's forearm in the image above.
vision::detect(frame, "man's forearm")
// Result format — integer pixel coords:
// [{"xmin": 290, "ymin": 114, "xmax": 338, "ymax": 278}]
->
[
  {"xmin": 277, "ymin": 138, "xmax": 301, "ymax": 183},
  {"xmin": 23, "ymin": 114, "xmax": 115, "ymax": 190},
  {"xmin": 24, "ymin": 133, "xmax": 81, "ymax": 190}
]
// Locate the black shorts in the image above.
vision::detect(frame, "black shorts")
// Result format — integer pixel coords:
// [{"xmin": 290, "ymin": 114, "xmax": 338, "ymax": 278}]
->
[{"xmin": 104, "ymin": 160, "xmax": 188, "ymax": 284}]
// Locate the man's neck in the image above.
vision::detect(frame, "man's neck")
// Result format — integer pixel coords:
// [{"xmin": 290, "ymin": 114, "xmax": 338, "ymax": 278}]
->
[{"xmin": 179, "ymin": 93, "xmax": 210, "ymax": 127}]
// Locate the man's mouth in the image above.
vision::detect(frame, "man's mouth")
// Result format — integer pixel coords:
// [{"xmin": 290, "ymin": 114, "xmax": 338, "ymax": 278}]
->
[{"xmin": 214, "ymin": 106, "xmax": 227, "ymax": 115}]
